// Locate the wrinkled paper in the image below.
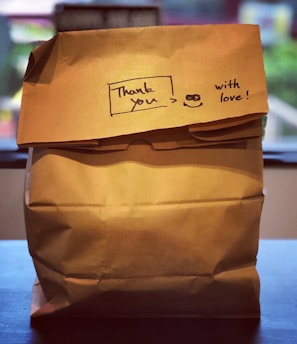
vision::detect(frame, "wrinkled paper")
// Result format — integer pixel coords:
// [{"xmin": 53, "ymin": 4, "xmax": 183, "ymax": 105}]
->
[{"xmin": 18, "ymin": 24, "xmax": 268, "ymax": 317}]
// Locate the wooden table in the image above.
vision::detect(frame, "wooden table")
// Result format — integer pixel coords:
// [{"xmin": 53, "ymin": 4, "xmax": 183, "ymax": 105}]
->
[{"xmin": 0, "ymin": 240, "xmax": 296, "ymax": 343}]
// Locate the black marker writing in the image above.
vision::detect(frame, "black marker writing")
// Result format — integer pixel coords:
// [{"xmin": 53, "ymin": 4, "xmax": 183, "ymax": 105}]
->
[
  {"xmin": 111, "ymin": 82, "xmax": 155, "ymax": 98},
  {"xmin": 220, "ymin": 93, "xmax": 243, "ymax": 102},
  {"xmin": 214, "ymin": 78, "xmax": 249, "ymax": 104},
  {"xmin": 186, "ymin": 94, "xmax": 201, "ymax": 101},
  {"xmin": 108, "ymin": 76, "xmax": 174, "ymax": 116},
  {"xmin": 183, "ymin": 93, "xmax": 203, "ymax": 108},
  {"xmin": 131, "ymin": 97, "xmax": 158, "ymax": 112},
  {"xmin": 215, "ymin": 78, "xmax": 240, "ymax": 90}
]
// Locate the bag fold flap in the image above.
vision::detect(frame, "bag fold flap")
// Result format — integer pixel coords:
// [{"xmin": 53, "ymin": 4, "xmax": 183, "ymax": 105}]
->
[
  {"xmin": 94, "ymin": 117, "xmax": 263, "ymax": 151},
  {"xmin": 17, "ymin": 24, "xmax": 268, "ymax": 147}
]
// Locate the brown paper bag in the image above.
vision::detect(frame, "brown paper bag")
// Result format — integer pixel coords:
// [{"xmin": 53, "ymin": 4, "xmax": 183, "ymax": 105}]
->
[{"xmin": 17, "ymin": 24, "xmax": 268, "ymax": 318}]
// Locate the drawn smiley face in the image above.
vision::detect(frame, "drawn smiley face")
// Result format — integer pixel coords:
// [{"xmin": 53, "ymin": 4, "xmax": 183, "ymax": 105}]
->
[{"xmin": 183, "ymin": 94, "xmax": 203, "ymax": 108}]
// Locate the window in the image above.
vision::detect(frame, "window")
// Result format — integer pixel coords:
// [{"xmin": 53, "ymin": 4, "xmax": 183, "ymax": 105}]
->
[
  {"xmin": 238, "ymin": 0, "xmax": 297, "ymax": 161},
  {"xmin": 1, "ymin": 0, "xmax": 297, "ymax": 165},
  {"xmin": 0, "ymin": 15, "xmax": 54, "ymax": 150}
]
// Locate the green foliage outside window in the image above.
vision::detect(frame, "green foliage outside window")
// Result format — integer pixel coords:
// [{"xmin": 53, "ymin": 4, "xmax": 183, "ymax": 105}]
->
[{"xmin": 263, "ymin": 38, "xmax": 297, "ymax": 109}]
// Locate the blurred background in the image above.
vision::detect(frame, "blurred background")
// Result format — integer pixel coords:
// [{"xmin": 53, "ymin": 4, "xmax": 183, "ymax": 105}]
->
[
  {"xmin": 1, "ymin": 0, "xmax": 297, "ymax": 151},
  {"xmin": 1, "ymin": 0, "xmax": 297, "ymax": 239}
]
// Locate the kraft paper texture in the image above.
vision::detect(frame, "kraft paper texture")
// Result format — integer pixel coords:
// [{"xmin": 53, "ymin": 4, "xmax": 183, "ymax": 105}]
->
[
  {"xmin": 18, "ymin": 25, "xmax": 268, "ymax": 317},
  {"xmin": 17, "ymin": 24, "xmax": 267, "ymax": 146}
]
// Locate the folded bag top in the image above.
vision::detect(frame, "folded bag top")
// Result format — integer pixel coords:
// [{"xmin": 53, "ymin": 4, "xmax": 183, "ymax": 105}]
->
[{"xmin": 17, "ymin": 24, "xmax": 268, "ymax": 147}]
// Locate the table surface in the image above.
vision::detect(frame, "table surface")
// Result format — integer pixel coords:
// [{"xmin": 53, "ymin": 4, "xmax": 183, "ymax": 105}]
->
[{"xmin": 0, "ymin": 240, "xmax": 296, "ymax": 344}]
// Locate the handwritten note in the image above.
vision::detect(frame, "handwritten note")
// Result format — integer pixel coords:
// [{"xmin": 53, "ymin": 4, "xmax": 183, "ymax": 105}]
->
[
  {"xmin": 108, "ymin": 76, "xmax": 250, "ymax": 117},
  {"xmin": 108, "ymin": 76, "xmax": 175, "ymax": 115},
  {"xmin": 215, "ymin": 78, "xmax": 249, "ymax": 103}
]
